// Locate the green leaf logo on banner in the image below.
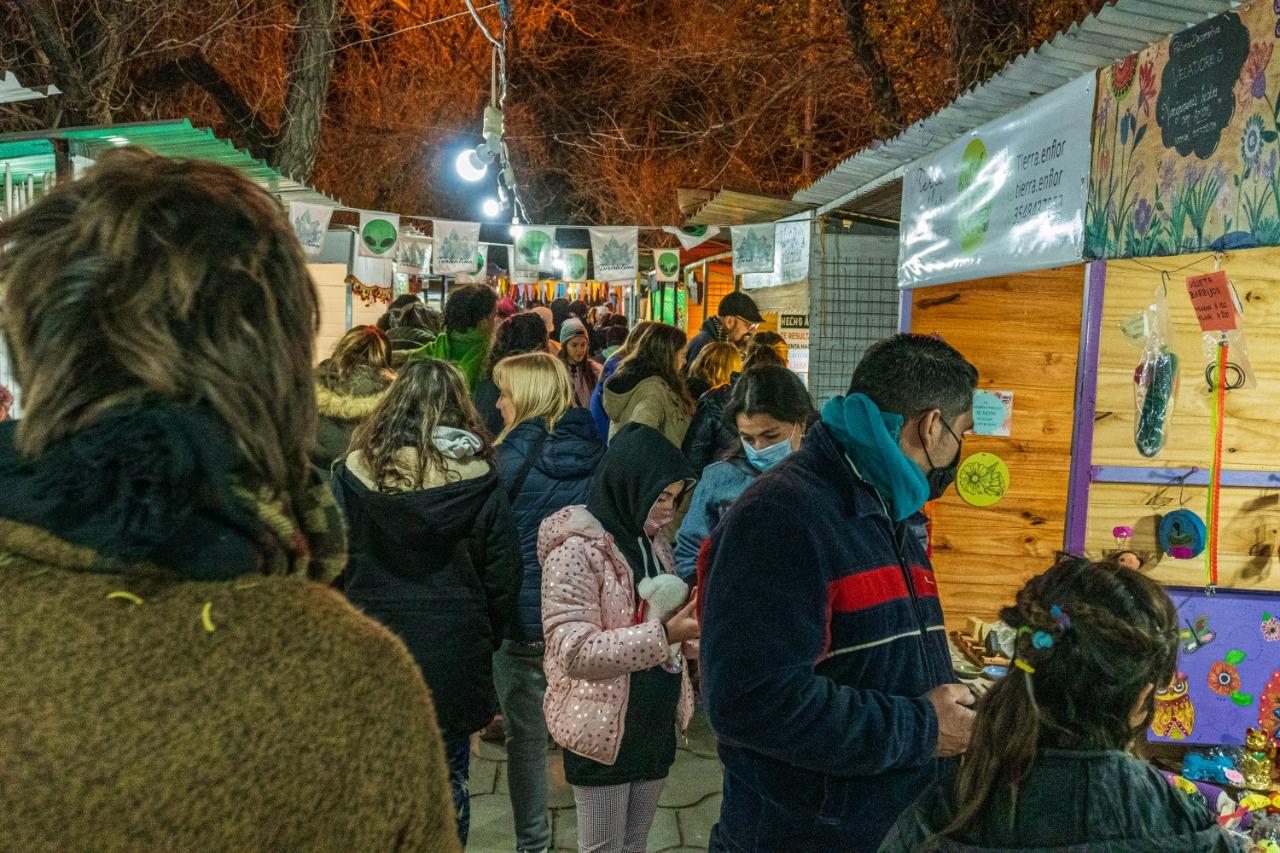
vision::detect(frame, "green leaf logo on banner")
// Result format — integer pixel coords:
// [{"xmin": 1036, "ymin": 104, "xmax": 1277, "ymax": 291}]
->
[
  {"xmin": 362, "ymin": 218, "xmax": 398, "ymax": 255},
  {"xmin": 568, "ymin": 252, "xmax": 588, "ymax": 280},
  {"xmin": 658, "ymin": 251, "xmax": 680, "ymax": 277},
  {"xmin": 958, "ymin": 138, "xmax": 992, "ymax": 253}
]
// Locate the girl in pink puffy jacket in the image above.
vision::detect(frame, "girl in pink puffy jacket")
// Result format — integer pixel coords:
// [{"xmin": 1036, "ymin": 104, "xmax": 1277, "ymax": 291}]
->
[{"xmin": 538, "ymin": 422, "xmax": 699, "ymax": 853}]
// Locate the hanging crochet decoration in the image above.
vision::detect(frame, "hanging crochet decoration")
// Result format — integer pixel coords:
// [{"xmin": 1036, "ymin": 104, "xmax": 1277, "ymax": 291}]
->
[{"xmin": 347, "ymin": 275, "xmax": 392, "ymax": 308}]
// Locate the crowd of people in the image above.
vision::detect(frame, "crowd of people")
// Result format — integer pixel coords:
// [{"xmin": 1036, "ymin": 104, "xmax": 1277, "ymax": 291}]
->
[{"xmin": 0, "ymin": 149, "xmax": 1246, "ymax": 853}]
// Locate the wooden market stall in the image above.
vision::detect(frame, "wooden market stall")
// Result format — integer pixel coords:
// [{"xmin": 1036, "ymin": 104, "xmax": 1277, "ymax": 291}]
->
[{"xmin": 911, "ymin": 267, "xmax": 1086, "ymax": 629}]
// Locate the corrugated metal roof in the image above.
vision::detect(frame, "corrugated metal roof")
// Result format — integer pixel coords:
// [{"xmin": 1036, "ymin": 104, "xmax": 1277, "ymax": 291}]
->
[
  {"xmin": 0, "ymin": 71, "xmax": 60, "ymax": 104},
  {"xmin": 794, "ymin": 0, "xmax": 1242, "ymax": 209},
  {"xmin": 0, "ymin": 119, "xmax": 340, "ymax": 207},
  {"xmin": 686, "ymin": 188, "xmax": 814, "ymax": 225}
]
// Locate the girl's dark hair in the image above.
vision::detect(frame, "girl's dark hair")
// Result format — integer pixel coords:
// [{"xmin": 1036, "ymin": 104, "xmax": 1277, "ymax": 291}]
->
[
  {"xmin": 444, "ymin": 284, "xmax": 497, "ymax": 333},
  {"xmin": 378, "ymin": 293, "xmax": 422, "ymax": 331},
  {"xmin": 487, "ymin": 312, "xmax": 549, "ymax": 376},
  {"xmin": 943, "ymin": 555, "xmax": 1179, "ymax": 842},
  {"xmin": 569, "ymin": 299, "xmax": 589, "ymax": 321},
  {"xmin": 724, "ymin": 365, "xmax": 815, "ymax": 428},
  {"xmin": 550, "ymin": 297, "xmax": 572, "ymax": 337},
  {"xmin": 390, "ymin": 299, "xmax": 442, "ymax": 335},
  {"xmin": 319, "ymin": 325, "xmax": 393, "ymax": 388},
  {"xmin": 613, "ymin": 322, "xmax": 693, "ymax": 411},
  {"xmin": 350, "ymin": 358, "xmax": 493, "ymax": 491},
  {"xmin": 604, "ymin": 325, "xmax": 629, "ymax": 348},
  {"xmin": 0, "ymin": 147, "xmax": 318, "ymax": 499},
  {"xmin": 743, "ymin": 341, "xmax": 785, "ymax": 370}
]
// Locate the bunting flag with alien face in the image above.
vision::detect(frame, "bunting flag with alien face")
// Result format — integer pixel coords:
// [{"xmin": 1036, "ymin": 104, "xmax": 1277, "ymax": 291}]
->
[
  {"xmin": 431, "ymin": 220, "xmax": 482, "ymax": 274},
  {"xmin": 288, "ymin": 202, "xmax": 334, "ymax": 257},
  {"xmin": 512, "ymin": 226, "xmax": 556, "ymax": 282},
  {"xmin": 358, "ymin": 211, "xmax": 400, "ymax": 259},
  {"xmin": 589, "ymin": 226, "xmax": 638, "ymax": 283},
  {"xmin": 663, "ymin": 224, "xmax": 721, "ymax": 251},
  {"xmin": 563, "ymin": 249, "xmax": 590, "ymax": 283},
  {"xmin": 652, "ymin": 248, "xmax": 681, "ymax": 282}
]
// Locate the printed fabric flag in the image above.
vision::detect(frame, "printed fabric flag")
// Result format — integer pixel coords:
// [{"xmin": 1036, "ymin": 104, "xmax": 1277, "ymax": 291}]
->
[
  {"xmin": 653, "ymin": 248, "xmax": 681, "ymax": 282},
  {"xmin": 358, "ymin": 211, "xmax": 400, "ymax": 259},
  {"xmin": 512, "ymin": 226, "xmax": 556, "ymax": 281},
  {"xmin": 395, "ymin": 234, "xmax": 431, "ymax": 275},
  {"xmin": 563, "ymin": 248, "xmax": 590, "ymax": 282},
  {"xmin": 454, "ymin": 245, "xmax": 489, "ymax": 283},
  {"xmin": 663, "ymin": 224, "xmax": 721, "ymax": 251},
  {"xmin": 351, "ymin": 252, "xmax": 393, "ymax": 286},
  {"xmin": 731, "ymin": 223, "xmax": 776, "ymax": 275},
  {"xmin": 432, "ymin": 220, "xmax": 482, "ymax": 274},
  {"xmin": 288, "ymin": 202, "xmax": 333, "ymax": 257},
  {"xmin": 589, "ymin": 226, "xmax": 639, "ymax": 283}
]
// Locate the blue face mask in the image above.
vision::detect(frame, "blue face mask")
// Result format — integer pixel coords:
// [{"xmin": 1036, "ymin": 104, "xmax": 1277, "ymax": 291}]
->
[{"xmin": 743, "ymin": 429, "xmax": 796, "ymax": 472}]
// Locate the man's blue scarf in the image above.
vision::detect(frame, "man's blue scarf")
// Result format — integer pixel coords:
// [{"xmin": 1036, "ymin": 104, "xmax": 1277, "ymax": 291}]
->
[{"xmin": 820, "ymin": 393, "xmax": 928, "ymax": 522}]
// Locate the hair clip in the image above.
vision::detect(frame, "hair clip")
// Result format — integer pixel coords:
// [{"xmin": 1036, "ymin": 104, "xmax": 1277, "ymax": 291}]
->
[
  {"xmin": 1032, "ymin": 630, "xmax": 1054, "ymax": 649},
  {"xmin": 1050, "ymin": 604, "xmax": 1072, "ymax": 631},
  {"xmin": 1014, "ymin": 658, "xmax": 1036, "ymax": 674}
]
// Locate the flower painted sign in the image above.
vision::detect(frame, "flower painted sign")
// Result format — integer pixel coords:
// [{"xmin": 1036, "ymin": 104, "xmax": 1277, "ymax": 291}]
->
[{"xmin": 1088, "ymin": 3, "xmax": 1280, "ymax": 258}]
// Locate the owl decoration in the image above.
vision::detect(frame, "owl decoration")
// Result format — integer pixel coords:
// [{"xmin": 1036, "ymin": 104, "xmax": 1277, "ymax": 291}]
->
[{"xmin": 1152, "ymin": 672, "xmax": 1196, "ymax": 740}]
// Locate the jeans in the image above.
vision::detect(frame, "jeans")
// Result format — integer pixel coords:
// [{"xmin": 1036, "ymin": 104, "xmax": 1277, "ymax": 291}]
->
[
  {"xmin": 493, "ymin": 639, "xmax": 552, "ymax": 853},
  {"xmin": 444, "ymin": 734, "xmax": 472, "ymax": 847}
]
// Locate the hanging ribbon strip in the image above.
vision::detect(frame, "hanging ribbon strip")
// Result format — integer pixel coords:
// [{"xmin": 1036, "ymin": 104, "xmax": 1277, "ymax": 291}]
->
[{"xmin": 1205, "ymin": 338, "xmax": 1228, "ymax": 593}]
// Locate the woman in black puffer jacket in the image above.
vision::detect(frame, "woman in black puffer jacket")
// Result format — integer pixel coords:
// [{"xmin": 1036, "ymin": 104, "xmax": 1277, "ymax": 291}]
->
[{"xmin": 492, "ymin": 351, "xmax": 604, "ymax": 853}]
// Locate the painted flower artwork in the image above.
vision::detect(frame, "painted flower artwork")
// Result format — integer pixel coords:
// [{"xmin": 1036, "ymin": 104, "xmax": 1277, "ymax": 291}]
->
[
  {"xmin": 1112, "ymin": 55, "xmax": 1137, "ymax": 98},
  {"xmin": 1209, "ymin": 659, "xmax": 1241, "ymax": 696}
]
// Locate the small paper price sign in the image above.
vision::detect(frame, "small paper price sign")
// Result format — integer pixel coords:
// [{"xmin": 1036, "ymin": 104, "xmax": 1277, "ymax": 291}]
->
[{"xmin": 1185, "ymin": 271, "xmax": 1238, "ymax": 332}]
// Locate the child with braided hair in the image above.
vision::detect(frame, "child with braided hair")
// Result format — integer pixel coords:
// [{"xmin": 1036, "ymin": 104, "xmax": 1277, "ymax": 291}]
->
[{"xmin": 881, "ymin": 554, "xmax": 1245, "ymax": 853}]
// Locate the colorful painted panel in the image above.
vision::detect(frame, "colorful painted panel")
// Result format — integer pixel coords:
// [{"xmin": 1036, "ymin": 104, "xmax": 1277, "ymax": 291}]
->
[
  {"xmin": 1088, "ymin": 3, "xmax": 1280, "ymax": 258},
  {"xmin": 1150, "ymin": 586, "xmax": 1280, "ymax": 746}
]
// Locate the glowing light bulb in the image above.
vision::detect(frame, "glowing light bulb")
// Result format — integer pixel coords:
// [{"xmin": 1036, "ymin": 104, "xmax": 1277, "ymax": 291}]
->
[
  {"xmin": 482, "ymin": 198, "xmax": 500, "ymax": 218},
  {"xmin": 455, "ymin": 149, "xmax": 487, "ymax": 182}
]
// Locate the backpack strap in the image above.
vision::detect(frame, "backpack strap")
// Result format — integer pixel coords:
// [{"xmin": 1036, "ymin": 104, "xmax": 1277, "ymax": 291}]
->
[{"xmin": 506, "ymin": 427, "xmax": 549, "ymax": 502}]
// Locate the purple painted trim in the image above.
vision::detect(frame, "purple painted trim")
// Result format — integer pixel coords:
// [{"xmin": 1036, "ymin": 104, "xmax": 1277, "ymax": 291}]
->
[
  {"xmin": 1091, "ymin": 466, "xmax": 1280, "ymax": 488},
  {"xmin": 898, "ymin": 288, "xmax": 912, "ymax": 333},
  {"xmin": 1065, "ymin": 261, "xmax": 1106, "ymax": 555}
]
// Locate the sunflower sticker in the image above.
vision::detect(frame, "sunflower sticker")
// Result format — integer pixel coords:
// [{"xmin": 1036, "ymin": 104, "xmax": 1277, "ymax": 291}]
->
[{"xmin": 955, "ymin": 452, "xmax": 1010, "ymax": 507}]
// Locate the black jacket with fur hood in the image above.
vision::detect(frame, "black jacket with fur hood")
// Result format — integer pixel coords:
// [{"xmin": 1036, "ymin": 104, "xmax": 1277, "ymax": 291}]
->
[{"xmin": 311, "ymin": 364, "xmax": 392, "ymax": 478}]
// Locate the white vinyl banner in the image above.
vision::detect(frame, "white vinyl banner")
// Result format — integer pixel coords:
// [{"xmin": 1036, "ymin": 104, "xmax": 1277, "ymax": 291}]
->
[
  {"xmin": 742, "ymin": 218, "xmax": 810, "ymax": 289},
  {"xmin": 898, "ymin": 73, "xmax": 1094, "ymax": 288},
  {"xmin": 431, "ymin": 220, "xmax": 482, "ymax": 274},
  {"xmin": 395, "ymin": 234, "xmax": 431, "ymax": 274},
  {"xmin": 288, "ymin": 202, "xmax": 333, "ymax": 257},
  {"xmin": 589, "ymin": 226, "xmax": 639, "ymax": 282},
  {"xmin": 731, "ymin": 224, "xmax": 776, "ymax": 275}
]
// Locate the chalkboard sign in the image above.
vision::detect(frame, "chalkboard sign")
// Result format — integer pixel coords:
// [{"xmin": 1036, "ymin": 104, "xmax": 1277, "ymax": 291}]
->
[{"xmin": 1156, "ymin": 13, "xmax": 1249, "ymax": 158}]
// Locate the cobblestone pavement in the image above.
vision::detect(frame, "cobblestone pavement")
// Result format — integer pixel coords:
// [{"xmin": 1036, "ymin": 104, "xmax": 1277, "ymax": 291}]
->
[{"xmin": 467, "ymin": 708, "xmax": 722, "ymax": 852}]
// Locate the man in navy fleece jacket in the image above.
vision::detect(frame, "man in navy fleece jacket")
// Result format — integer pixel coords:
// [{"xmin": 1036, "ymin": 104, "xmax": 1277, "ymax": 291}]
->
[{"xmin": 702, "ymin": 333, "xmax": 979, "ymax": 853}]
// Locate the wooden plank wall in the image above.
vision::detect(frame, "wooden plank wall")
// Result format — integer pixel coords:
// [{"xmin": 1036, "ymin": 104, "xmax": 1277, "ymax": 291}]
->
[
  {"xmin": 912, "ymin": 267, "xmax": 1084, "ymax": 629},
  {"xmin": 1087, "ymin": 249, "xmax": 1280, "ymax": 591}
]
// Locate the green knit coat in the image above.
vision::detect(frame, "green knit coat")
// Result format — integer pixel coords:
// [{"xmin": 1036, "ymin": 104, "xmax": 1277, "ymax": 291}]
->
[{"xmin": 0, "ymin": 519, "xmax": 463, "ymax": 852}]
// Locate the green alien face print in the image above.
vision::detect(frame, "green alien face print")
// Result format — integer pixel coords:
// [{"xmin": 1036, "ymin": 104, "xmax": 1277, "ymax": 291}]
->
[{"xmin": 362, "ymin": 218, "xmax": 398, "ymax": 255}]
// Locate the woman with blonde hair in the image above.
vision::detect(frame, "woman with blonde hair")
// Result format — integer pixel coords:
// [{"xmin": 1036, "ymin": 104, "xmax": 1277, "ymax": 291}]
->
[
  {"xmin": 602, "ymin": 323, "xmax": 694, "ymax": 447},
  {"xmin": 0, "ymin": 149, "xmax": 459, "ymax": 850},
  {"xmin": 312, "ymin": 324, "xmax": 395, "ymax": 478},
  {"xmin": 686, "ymin": 340, "xmax": 742, "ymax": 402},
  {"xmin": 492, "ymin": 352, "xmax": 604, "ymax": 853},
  {"xmin": 333, "ymin": 357, "xmax": 521, "ymax": 846}
]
